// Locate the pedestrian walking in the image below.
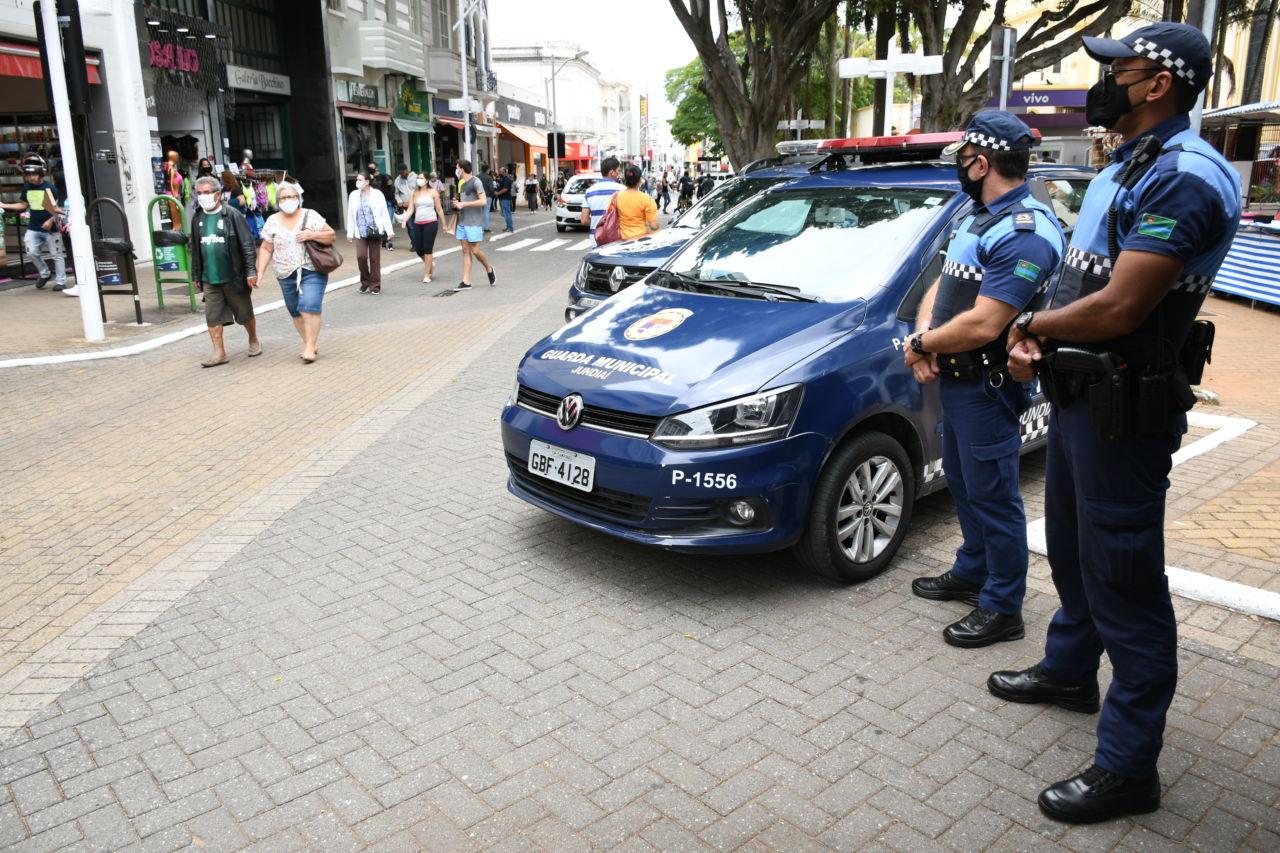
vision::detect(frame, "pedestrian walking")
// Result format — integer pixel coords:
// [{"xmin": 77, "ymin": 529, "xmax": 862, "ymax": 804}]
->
[
  {"xmin": 582, "ymin": 156, "xmax": 624, "ymax": 244},
  {"xmin": 190, "ymin": 175, "xmax": 260, "ymax": 368},
  {"xmin": 393, "ymin": 163, "xmax": 416, "ymax": 214},
  {"xmin": 428, "ymin": 172, "xmax": 445, "ymax": 194},
  {"xmin": 538, "ymin": 174, "xmax": 551, "ymax": 210},
  {"xmin": 657, "ymin": 169, "xmax": 671, "ymax": 213},
  {"xmin": 524, "ymin": 173, "xmax": 539, "ymax": 211},
  {"xmin": 0, "ymin": 161, "xmax": 68, "ymax": 293},
  {"xmin": 905, "ymin": 111, "xmax": 1065, "ymax": 648},
  {"xmin": 367, "ymin": 162, "xmax": 396, "ymax": 249},
  {"xmin": 677, "ymin": 170, "xmax": 695, "ymax": 212},
  {"xmin": 495, "ymin": 167, "xmax": 516, "ymax": 232},
  {"xmin": 398, "ymin": 173, "xmax": 445, "ymax": 283},
  {"xmin": 345, "ymin": 171, "xmax": 394, "ymax": 294},
  {"xmin": 255, "ymin": 181, "xmax": 336, "ymax": 363},
  {"xmin": 451, "ymin": 159, "xmax": 496, "ymax": 292},
  {"xmin": 478, "ymin": 168, "xmax": 496, "ymax": 232},
  {"xmin": 617, "ymin": 164, "xmax": 660, "ymax": 240},
  {"xmin": 998, "ymin": 22, "xmax": 1240, "ymax": 824}
]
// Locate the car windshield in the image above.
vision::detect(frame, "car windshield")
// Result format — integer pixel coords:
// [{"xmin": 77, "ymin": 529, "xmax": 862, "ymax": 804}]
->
[
  {"xmin": 565, "ymin": 177, "xmax": 597, "ymax": 195},
  {"xmin": 663, "ymin": 186, "xmax": 954, "ymax": 302},
  {"xmin": 675, "ymin": 176, "xmax": 788, "ymax": 230}
]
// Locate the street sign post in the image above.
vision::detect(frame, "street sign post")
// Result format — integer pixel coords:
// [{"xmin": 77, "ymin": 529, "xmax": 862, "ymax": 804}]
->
[
  {"xmin": 838, "ymin": 54, "xmax": 943, "ymax": 137},
  {"xmin": 988, "ymin": 26, "xmax": 1018, "ymax": 111}
]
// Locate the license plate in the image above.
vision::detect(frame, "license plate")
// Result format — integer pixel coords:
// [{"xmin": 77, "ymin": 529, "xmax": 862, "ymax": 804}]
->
[{"xmin": 527, "ymin": 440, "xmax": 596, "ymax": 493}]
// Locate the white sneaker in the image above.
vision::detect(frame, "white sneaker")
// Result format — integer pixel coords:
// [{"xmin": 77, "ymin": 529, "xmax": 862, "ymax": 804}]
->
[{"xmin": 61, "ymin": 285, "xmax": 80, "ymax": 297}]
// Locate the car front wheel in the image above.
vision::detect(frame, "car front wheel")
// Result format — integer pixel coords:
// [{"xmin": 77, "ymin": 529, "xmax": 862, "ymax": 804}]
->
[
  {"xmin": 794, "ymin": 431, "xmax": 915, "ymax": 583},
  {"xmin": 556, "ymin": 223, "xmax": 567, "ymax": 232}
]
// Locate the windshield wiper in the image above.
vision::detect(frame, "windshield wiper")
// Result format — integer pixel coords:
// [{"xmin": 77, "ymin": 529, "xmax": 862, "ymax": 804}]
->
[{"xmin": 685, "ymin": 272, "xmax": 822, "ymax": 303}]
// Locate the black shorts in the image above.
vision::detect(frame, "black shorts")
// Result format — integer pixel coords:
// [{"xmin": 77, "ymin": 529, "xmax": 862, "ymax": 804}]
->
[{"xmin": 408, "ymin": 220, "xmax": 439, "ymax": 256}]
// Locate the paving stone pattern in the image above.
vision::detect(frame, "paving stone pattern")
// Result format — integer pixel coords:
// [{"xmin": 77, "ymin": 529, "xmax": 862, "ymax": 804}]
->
[{"xmin": 1, "ymin": 275, "xmax": 1277, "ymax": 850}]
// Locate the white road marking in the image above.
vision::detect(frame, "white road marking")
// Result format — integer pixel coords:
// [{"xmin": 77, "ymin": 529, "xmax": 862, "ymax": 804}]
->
[
  {"xmin": 532, "ymin": 239, "xmax": 570, "ymax": 252},
  {"xmin": 497, "ymin": 238, "xmax": 541, "ymax": 252},
  {"xmin": 568, "ymin": 239, "xmax": 594, "ymax": 251},
  {"xmin": 1025, "ymin": 410, "xmax": 1277, "ymax": 621}
]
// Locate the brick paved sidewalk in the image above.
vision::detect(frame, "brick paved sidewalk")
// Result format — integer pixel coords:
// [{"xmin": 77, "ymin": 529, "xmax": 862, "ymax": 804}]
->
[{"xmin": 0, "ymin": 263, "xmax": 1276, "ymax": 850}]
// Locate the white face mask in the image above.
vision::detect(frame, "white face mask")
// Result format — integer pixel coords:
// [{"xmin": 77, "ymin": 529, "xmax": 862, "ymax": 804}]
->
[
  {"xmin": 356, "ymin": 179, "xmax": 368, "ymax": 190},
  {"xmin": 416, "ymin": 178, "xmax": 427, "ymax": 187},
  {"xmin": 197, "ymin": 193, "xmax": 219, "ymax": 212},
  {"xmin": 278, "ymin": 199, "xmax": 300, "ymax": 214}
]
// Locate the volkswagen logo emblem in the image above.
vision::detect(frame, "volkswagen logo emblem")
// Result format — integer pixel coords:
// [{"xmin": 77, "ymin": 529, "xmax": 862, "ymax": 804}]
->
[
  {"xmin": 608, "ymin": 265, "xmax": 626, "ymax": 293},
  {"xmin": 556, "ymin": 393, "xmax": 584, "ymax": 430}
]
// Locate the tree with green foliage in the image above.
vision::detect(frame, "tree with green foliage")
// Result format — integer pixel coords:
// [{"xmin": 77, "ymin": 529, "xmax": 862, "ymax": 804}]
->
[{"xmin": 665, "ymin": 54, "xmax": 724, "ymax": 154}]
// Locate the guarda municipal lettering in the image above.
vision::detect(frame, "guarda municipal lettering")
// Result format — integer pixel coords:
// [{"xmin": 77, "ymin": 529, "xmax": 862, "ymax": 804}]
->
[{"xmin": 540, "ymin": 349, "xmax": 676, "ymax": 385}]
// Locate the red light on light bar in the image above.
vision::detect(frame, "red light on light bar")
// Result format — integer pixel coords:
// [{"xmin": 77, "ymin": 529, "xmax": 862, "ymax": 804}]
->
[{"xmin": 817, "ymin": 129, "xmax": 1041, "ymax": 154}]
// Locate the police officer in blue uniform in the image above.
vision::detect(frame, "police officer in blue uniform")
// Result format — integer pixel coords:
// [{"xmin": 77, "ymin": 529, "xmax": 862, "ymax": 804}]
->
[
  {"xmin": 905, "ymin": 111, "xmax": 1065, "ymax": 648},
  {"xmin": 994, "ymin": 23, "xmax": 1240, "ymax": 823}
]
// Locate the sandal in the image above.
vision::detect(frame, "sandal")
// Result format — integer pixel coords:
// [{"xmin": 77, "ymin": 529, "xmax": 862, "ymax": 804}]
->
[
  {"xmin": 247, "ymin": 344, "xmax": 263, "ymax": 357},
  {"xmin": 201, "ymin": 356, "xmax": 229, "ymax": 368}
]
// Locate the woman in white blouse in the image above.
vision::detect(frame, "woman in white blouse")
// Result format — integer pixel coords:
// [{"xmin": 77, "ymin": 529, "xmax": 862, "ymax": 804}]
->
[
  {"xmin": 344, "ymin": 172, "xmax": 394, "ymax": 294},
  {"xmin": 254, "ymin": 182, "xmax": 336, "ymax": 363}
]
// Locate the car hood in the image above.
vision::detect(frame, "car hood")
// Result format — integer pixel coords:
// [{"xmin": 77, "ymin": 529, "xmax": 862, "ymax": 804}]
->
[
  {"xmin": 520, "ymin": 283, "xmax": 866, "ymax": 415},
  {"xmin": 585, "ymin": 228, "xmax": 696, "ymax": 269}
]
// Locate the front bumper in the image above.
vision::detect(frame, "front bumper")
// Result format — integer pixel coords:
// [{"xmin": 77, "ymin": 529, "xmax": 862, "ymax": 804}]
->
[
  {"xmin": 565, "ymin": 283, "xmax": 603, "ymax": 321},
  {"xmin": 501, "ymin": 401, "xmax": 828, "ymax": 553},
  {"xmin": 555, "ymin": 205, "xmax": 586, "ymax": 228}
]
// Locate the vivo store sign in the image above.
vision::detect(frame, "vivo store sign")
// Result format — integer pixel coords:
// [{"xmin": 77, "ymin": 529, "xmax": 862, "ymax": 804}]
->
[
  {"xmin": 226, "ymin": 64, "xmax": 291, "ymax": 97},
  {"xmin": 986, "ymin": 88, "xmax": 1087, "ymax": 110}
]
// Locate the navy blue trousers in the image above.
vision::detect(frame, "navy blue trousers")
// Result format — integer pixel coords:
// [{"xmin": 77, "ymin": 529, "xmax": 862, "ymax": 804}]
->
[
  {"xmin": 1040, "ymin": 400, "xmax": 1183, "ymax": 778},
  {"xmin": 940, "ymin": 376, "xmax": 1029, "ymax": 615}
]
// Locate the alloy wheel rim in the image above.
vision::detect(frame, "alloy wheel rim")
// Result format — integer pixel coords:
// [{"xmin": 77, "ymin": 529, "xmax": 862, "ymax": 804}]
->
[{"xmin": 836, "ymin": 455, "xmax": 904, "ymax": 563}]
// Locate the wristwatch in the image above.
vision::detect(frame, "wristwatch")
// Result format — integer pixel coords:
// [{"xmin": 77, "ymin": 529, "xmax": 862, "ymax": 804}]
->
[
  {"xmin": 909, "ymin": 332, "xmax": 929, "ymax": 355},
  {"xmin": 1014, "ymin": 311, "xmax": 1036, "ymax": 336}
]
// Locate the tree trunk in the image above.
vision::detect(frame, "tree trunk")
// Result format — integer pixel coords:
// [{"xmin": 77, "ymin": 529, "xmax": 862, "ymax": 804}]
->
[
  {"xmin": 826, "ymin": 17, "xmax": 838, "ymax": 136},
  {"xmin": 1186, "ymin": 0, "xmax": 1205, "ymax": 27},
  {"xmin": 1243, "ymin": 0, "xmax": 1280, "ymax": 102},
  {"xmin": 872, "ymin": 8, "xmax": 894, "ymax": 134},
  {"xmin": 1210, "ymin": 0, "xmax": 1229, "ymax": 108},
  {"xmin": 840, "ymin": 3, "xmax": 853, "ymax": 136}
]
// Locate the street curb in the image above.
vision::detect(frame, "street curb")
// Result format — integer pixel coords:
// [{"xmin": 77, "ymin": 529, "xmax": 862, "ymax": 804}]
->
[{"xmin": 0, "ymin": 218, "xmax": 558, "ymax": 369}]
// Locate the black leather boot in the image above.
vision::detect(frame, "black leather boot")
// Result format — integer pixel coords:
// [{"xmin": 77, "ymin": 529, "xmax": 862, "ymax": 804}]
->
[
  {"xmin": 1039, "ymin": 765, "xmax": 1160, "ymax": 823},
  {"xmin": 911, "ymin": 570, "xmax": 982, "ymax": 606},
  {"xmin": 942, "ymin": 607, "xmax": 1024, "ymax": 648},
  {"xmin": 987, "ymin": 664, "xmax": 1101, "ymax": 713}
]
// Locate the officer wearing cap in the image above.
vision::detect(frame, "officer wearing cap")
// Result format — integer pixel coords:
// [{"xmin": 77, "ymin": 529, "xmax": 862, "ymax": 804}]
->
[
  {"xmin": 995, "ymin": 23, "xmax": 1239, "ymax": 823},
  {"xmin": 904, "ymin": 111, "xmax": 1065, "ymax": 648}
]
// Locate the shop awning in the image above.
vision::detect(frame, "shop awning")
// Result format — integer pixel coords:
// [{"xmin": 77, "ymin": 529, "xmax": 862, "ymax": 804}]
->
[
  {"xmin": 436, "ymin": 116, "xmax": 464, "ymax": 130},
  {"xmin": 0, "ymin": 41, "xmax": 101, "ymax": 84},
  {"xmin": 473, "ymin": 123, "xmax": 499, "ymax": 136},
  {"xmin": 564, "ymin": 141, "xmax": 592, "ymax": 160},
  {"xmin": 499, "ymin": 121, "xmax": 549, "ymax": 150},
  {"xmin": 1202, "ymin": 100, "xmax": 1280, "ymax": 127},
  {"xmin": 339, "ymin": 103, "xmax": 391, "ymax": 123},
  {"xmin": 392, "ymin": 115, "xmax": 435, "ymax": 134}
]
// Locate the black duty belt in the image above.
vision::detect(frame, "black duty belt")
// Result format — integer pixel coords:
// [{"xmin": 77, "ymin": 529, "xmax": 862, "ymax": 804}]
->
[{"xmin": 938, "ymin": 343, "xmax": 1009, "ymax": 383}]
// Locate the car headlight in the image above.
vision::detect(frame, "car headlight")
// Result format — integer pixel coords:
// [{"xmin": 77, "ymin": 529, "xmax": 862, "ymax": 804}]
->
[
  {"xmin": 572, "ymin": 260, "xmax": 588, "ymax": 290},
  {"xmin": 652, "ymin": 384, "xmax": 803, "ymax": 449},
  {"xmin": 507, "ymin": 377, "xmax": 521, "ymax": 407}
]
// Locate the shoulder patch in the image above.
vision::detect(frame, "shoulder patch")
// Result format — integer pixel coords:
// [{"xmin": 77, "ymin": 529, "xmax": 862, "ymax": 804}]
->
[
  {"xmin": 1137, "ymin": 213, "xmax": 1177, "ymax": 240},
  {"xmin": 1013, "ymin": 259, "xmax": 1042, "ymax": 282},
  {"xmin": 1013, "ymin": 211, "xmax": 1036, "ymax": 231}
]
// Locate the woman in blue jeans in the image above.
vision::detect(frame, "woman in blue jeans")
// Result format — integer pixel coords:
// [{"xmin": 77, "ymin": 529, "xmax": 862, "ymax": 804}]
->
[{"xmin": 255, "ymin": 181, "xmax": 337, "ymax": 363}]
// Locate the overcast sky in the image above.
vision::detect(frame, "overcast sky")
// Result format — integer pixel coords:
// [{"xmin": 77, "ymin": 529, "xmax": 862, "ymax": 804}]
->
[{"xmin": 488, "ymin": 0, "xmax": 697, "ymax": 120}]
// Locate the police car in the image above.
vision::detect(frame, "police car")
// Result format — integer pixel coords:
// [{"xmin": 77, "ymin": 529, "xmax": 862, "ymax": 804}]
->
[
  {"xmin": 504, "ymin": 133, "xmax": 1093, "ymax": 582},
  {"xmin": 565, "ymin": 144, "xmax": 830, "ymax": 321}
]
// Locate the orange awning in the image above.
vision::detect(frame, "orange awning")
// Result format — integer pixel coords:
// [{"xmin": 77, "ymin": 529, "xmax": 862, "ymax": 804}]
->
[
  {"xmin": 435, "ymin": 117, "xmax": 464, "ymax": 130},
  {"xmin": 499, "ymin": 121, "xmax": 548, "ymax": 152},
  {"xmin": 0, "ymin": 41, "xmax": 101, "ymax": 84}
]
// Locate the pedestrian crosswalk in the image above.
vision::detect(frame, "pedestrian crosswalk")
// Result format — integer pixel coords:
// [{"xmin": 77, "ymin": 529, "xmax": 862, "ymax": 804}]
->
[{"xmin": 481, "ymin": 235, "xmax": 596, "ymax": 253}]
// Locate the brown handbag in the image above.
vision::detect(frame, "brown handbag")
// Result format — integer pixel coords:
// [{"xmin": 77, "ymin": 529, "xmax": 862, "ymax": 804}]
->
[{"xmin": 301, "ymin": 209, "xmax": 343, "ymax": 273}]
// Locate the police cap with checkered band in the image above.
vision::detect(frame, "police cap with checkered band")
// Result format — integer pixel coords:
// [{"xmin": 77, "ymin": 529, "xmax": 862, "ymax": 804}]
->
[
  {"xmin": 1082, "ymin": 21, "xmax": 1213, "ymax": 94},
  {"xmin": 941, "ymin": 110, "xmax": 1037, "ymax": 159}
]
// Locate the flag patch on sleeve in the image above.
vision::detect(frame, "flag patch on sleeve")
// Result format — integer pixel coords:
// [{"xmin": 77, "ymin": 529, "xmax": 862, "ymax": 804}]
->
[
  {"xmin": 1137, "ymin": 214, "xmax": 1177, "ymax": 240},
  {"xmin": 1013, "ymin": 259, "xmax": 1042, "ymax": 282}
]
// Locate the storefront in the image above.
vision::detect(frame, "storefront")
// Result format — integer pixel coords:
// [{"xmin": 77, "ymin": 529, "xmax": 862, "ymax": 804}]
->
[
  {"xmin": 225, "ymin": 65, "xmax": 292, "ymax": 171},
  {"xmin": 985, "ymin": 87, "xmax": 1091, "ymax": 166},
  {"xmin": 338, "ymin": 81, "xmax": 392, "ymax": 181},
  {"xmin": 496, "ymin": 99, "xmax": 547, "ymax": 181},
  {"xmin": 431, "ymin": 96, "xmax": 499, "ymax": 174},
  {"xmin": 561, "ymin": 141, "xmax": 596, "ymax": 174},
  {"xmin": 392, "ymin": 81, "xmax": 434, "ymax": 176}
]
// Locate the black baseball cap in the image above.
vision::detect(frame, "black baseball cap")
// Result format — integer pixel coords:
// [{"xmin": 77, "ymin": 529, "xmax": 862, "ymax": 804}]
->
[{"xmin": 1083, "ymin": 22, "xmax": 1213, "ymax": 93}]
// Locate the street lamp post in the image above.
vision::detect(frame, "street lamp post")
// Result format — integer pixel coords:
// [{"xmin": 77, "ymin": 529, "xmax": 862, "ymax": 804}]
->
[
  {"xmin": 548, "ymin": 49, "xmax": 587, "ymax": 184},
  {"xmin": 453, "ymin": 0, "xmax": 484, "ymax": 162}
]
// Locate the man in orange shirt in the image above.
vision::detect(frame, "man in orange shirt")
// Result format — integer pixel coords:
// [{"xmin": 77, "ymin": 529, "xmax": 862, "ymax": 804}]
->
[{"xmin": 616, "ymin": 164, "xmax": 660, "ymax": 240}]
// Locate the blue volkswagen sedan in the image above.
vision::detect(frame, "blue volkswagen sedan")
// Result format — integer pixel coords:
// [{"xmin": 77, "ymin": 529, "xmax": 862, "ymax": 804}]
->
[{"xmin": 504, "ymin": 136, "xmax": 1092, "ymax": 582}]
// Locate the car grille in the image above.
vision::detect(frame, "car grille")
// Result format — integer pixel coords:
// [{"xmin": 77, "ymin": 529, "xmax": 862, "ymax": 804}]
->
[
  {"xmin": 507, "ymin": 453, "xmax": 651, "ymax": 524},
  {"xmin": 649, "ymin": 500, "xmax": 721, "ymax": 525},
  {"xmin": 517, "ymin": 385, "xmax": 661, "ymax": 438},
  {"xmin": 582, "ymin": 263, "xmax": 651, "ymax": 296},
  {"xmin": 566, "ymin": 203, "xmax": 582, "ymax": 212}
]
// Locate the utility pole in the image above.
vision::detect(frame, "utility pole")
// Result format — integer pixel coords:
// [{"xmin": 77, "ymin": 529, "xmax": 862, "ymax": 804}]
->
[
  {"xmin": 1190, "ymin": 0, "xmax": 1219, "ymax": 132},
  {"xmin": 456, "ymin": 0, "xmax": 471, "ymax": 161},
  {"xmin": 38, "ymin": 0, "xmax": 102, "ymax": 341}
]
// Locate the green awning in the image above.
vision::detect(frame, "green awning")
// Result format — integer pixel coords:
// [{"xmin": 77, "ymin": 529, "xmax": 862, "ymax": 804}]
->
[{"xmin": 392, "ymin": 115, "xmax": 435, "ymax": 134}]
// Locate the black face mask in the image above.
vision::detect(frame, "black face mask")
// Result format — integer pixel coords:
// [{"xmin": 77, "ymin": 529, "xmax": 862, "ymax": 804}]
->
[
  {"xmin": 198, "ymin": 166, "xmax": 212, "ymax": 176},
  {"xmin": 1085, "ymin": 69, "xmax": 1161, "ymax": 129},
  {"xmin": 956, "ymin": 156, "xmax": 985, "ymax": 205}
]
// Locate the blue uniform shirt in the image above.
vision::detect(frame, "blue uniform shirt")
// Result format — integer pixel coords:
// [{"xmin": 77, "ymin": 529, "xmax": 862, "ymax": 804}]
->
[
  {"xmin": 932, "ymin": 183, "xmax": 1065, "ymax": 337},
  {"xmin": 1050, "ymin": 114, "xmax": 1240, "ymax": 352}
]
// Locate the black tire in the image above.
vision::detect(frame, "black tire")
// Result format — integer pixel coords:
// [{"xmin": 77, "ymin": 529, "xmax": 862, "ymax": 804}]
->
[
  {"xmin": 794, "ymin": 431, "xmax": 916, "ymax": 583},
  {"xmin": 556, "ymin": 223, "xmax": 567, "ymax": 232}
]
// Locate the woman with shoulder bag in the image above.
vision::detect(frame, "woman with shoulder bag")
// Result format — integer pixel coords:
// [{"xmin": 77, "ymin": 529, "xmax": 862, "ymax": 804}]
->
[
  {"xmin": 344, "ymin": 172, "xmax": 393, "ymax": 294},
  {"xmin": 397, "ymin": 174, "xmax": 446, "ymax": 283},
  {"xmin": 256, "ymin": 181, "xmax": 337, "ymax": 363}
]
